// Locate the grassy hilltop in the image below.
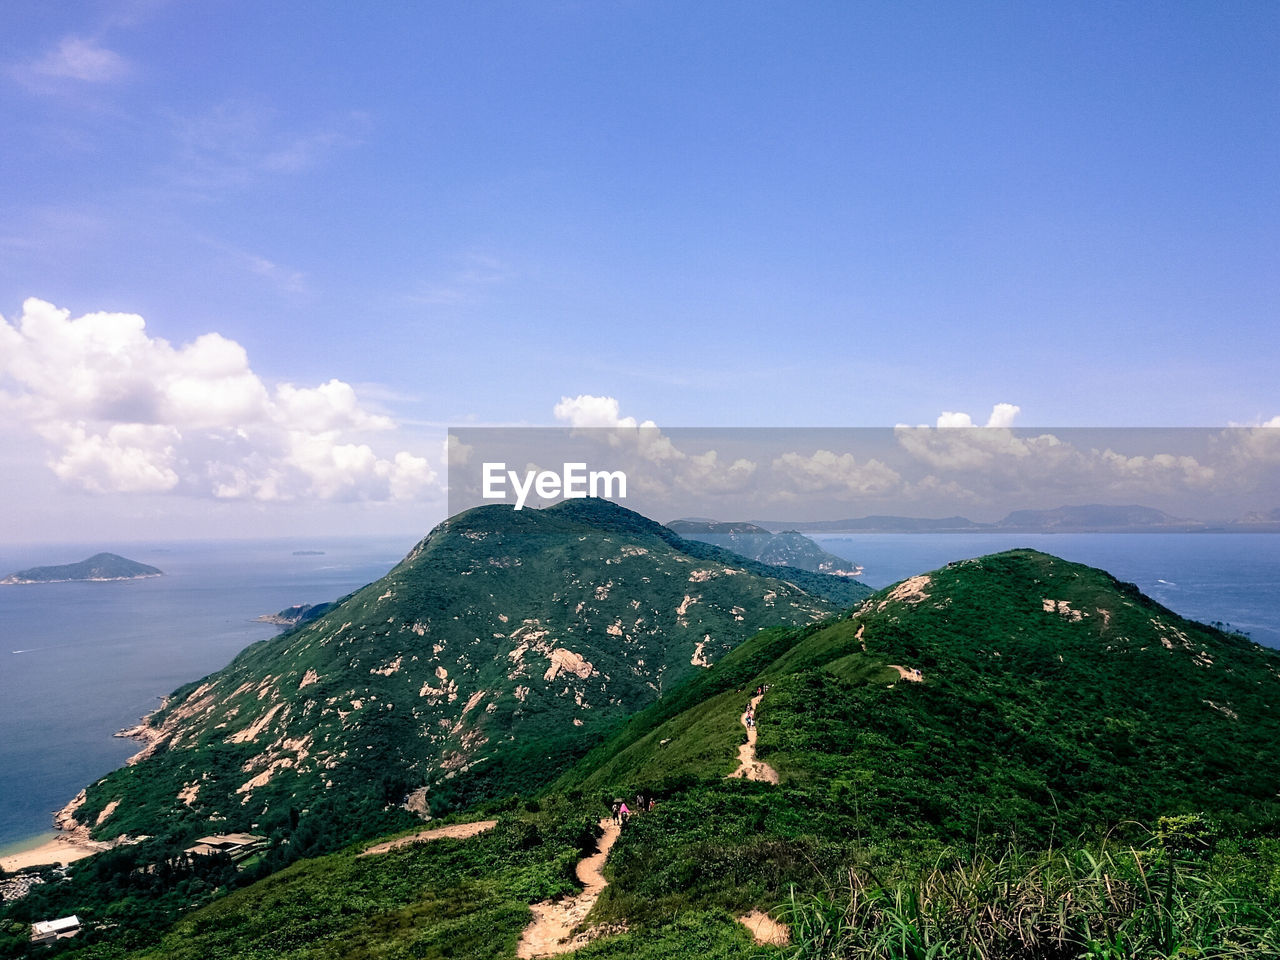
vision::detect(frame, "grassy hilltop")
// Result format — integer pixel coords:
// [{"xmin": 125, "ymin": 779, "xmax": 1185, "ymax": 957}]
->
[{"xmin": 4, "ymin": 532, "xmax": 1279, "ymax": 959}]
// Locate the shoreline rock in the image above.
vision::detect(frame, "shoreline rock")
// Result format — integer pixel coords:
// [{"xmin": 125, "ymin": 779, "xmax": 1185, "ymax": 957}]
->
[{"xmin": 114, "ymin": 701, "xmax": 170, "ymax": 767}]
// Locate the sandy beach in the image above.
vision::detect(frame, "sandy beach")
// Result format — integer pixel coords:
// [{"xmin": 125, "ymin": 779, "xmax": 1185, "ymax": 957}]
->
[{"xmin": 0, "ymin": 833, "xmax": 108, "ymax": 873}]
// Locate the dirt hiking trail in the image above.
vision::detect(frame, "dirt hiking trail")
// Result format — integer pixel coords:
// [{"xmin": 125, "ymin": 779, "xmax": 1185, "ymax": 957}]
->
[
  {"xmin": 737, "ymin": 909, "xmax": 790, "ymax": 946},
  {"xmin": 358, "ymin": 819, "xmax": 497, "ymax": 857},
  {"xmin": 516, "ymin": 818, "xmax": 622, "ymax": 958},
  {"xmin": 727, "ymin": 693, "xmax": 779, "ymax": 784},
  {"xmin": 888, "ymin": 665, "xmax": 923, "ymax": 682}
]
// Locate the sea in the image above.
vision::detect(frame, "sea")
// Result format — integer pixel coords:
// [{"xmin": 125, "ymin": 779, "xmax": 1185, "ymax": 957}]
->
[
  {"xmin": 1, "ymin": 531, "xmax": 1278, "ymax": 852},
  {"xmin": 0, "ymin": 535, "xmax": 417, "ymax": 852}
]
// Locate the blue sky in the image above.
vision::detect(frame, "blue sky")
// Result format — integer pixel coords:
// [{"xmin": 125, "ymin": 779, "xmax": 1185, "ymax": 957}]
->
[{"xmin": 1, "ymin": 2, "xmax": 1277, "ymax": 542}]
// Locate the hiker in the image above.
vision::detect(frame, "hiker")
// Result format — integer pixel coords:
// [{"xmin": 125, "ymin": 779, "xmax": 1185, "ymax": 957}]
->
[
  {"xmin": 619, "ymin": 802, "xmax": 630, "ymax": 825},
  {"xmin": 610, "ymin": 800, "xmax": 621, "ymax": 825}
]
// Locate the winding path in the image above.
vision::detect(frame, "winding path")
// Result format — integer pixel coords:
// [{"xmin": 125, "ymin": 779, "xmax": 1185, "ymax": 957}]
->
[
  {"xmin": 358, "ymin": 819, "xmax": 497, "ymax": 857},
  {"xmin": 516, "ymin": 818, "xmax": 622, "ymax": 958},
  {"xmin": 727, "ymin": 694, "xmax": 779, "ymax": 784}
]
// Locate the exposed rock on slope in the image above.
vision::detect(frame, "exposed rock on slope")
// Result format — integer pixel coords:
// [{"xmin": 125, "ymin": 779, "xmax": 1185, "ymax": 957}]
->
[{"xmin": 75, "ymin": 500, "xmax": 861, "ymax": 841}]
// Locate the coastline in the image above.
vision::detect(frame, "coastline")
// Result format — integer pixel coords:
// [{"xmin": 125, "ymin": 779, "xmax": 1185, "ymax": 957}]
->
[
  {"xmin": 0, "ymin": 830, "xmax": 110, "ymax": 873},
  {"xmin": 1, "ymin": 573, "xmax": 163, "ymax": 585},
  {"xmin": 115, "ymin": 700, "xmax": 169, "ymax": 766},
  {"xmin": 0, "ymin": 707, "xmax": 168, "ymax": 876}
]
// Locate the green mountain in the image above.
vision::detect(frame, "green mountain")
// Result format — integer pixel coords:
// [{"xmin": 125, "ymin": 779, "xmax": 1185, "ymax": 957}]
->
[
  {"xmin": 562, "ymin": 548, "xmax": 1280, "ymax": 842},
  {"xmin": 68, "ymin": 500, "xmax": 866, "ymax": 849},
  {"xmin": 21, "ymin": 547, "xmax": 1279, "ymax": 960},
  {"xmin": 666, "ymin": 520, "xmax": 861, "ymax": 575},
  {"xmin": 1, "ymin": 552, "xmax": 162, "ymax": 585}
]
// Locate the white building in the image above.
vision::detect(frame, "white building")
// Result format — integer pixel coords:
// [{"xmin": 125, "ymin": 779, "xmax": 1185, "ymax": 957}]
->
[{"xmin": 30, "ymin": 915, "xmax": 81, "ymax": 943}]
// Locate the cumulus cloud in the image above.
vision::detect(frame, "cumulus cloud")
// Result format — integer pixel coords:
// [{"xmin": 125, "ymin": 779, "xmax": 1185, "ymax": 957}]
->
[
  {"xmin": 1214, "ymin": 416, "xmax": 1280, "ymax": 473},
  {"xmin": 936, "ymin": 403, "xmax": 1022, "ymax": 429},
  {"xmin": 771, "ymin": 450, "xmax": 901, "ymax": 498},
  {"xmin": 893, "ymin": 405, "xmax": 1219, "ymax": 499},
  {"xmin": 553, "ymin": 394, "xmax": 651, "ymax": 430},
  {"xmin": 45, "ymin": 422, "xmax": 180, "ymax": 494},
  {"xmin": 0, "ymin": 298, "xmax": 437, "ymax": 501},
  {"xmin": 553, "ymin": 394, "xmax": 681, "ymax": 463},
  {"xmin": 550, "ymin": 395, "xmax": 755, "ymax": 492}
]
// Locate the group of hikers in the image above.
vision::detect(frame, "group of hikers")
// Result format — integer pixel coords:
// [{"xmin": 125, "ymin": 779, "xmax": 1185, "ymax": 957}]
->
[
  {"xmin": 607, "ymin": 685, "xmax": 772, "ymax": 827},
  {"xmin": 744, "ymin": 684, "xmax": 770, "ymax": 728},
  {"xmin": 610, "ymin": 793, "xmax": 656, "ymax": 826}
]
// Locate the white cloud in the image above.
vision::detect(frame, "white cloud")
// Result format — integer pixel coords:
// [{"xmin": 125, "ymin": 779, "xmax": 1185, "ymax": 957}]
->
[
  {"xmin": 771, "ymin": 449, "xmax": 901, "ymax": 497},
  {"xmin": 27, "ymin": 36, "xmax": 132, "ymax": 84},
  {"xmin": 1096, "ymin": 449, "xmax": 1216, "ymax": 488},
  {"xmin": 1, "ymin": 298, "xmax": 437, "ymax": 501},
  {"xmin": 895, "ymin": 408, "xmax": 1219, "ymax": 497},
  {"xmin": 1215, "ymin": 417, "xmax": 1280, "ymax": 470},
  {"xmin": 550, "ymin": 394, "xmax": 756, "ymax": 493},
  {"xmin": 553, "ymin": 394, "xmax": 649, "ymax": 430},
  {"xmin": 46, "ymin": 422, "xmax": 179, "ymax": 494},
  {"xmin": 553, "ymin": 394, "xmax": 681, "ymax": 462},
  {"xmin": 936, "ymin": 403, "xmax": 1022, "ymax": 429}
]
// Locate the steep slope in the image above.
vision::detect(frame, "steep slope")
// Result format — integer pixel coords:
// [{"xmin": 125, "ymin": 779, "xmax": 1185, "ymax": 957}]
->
[{"xmin": 69, "ymin": 500, "xmax": 862, "ymax": 845}]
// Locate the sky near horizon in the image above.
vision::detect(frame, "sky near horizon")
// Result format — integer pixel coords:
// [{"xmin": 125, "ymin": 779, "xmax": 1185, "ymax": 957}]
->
[{"xmin": 1, "ymin": 2, "xmax": 1277, "ymax": 542}]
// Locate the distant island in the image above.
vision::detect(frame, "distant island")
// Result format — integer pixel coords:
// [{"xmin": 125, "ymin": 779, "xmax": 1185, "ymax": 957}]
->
[
  {"xmin": 1, "ymin": 552, "xmax": 163, "ymax": 585},
  {"xmin": 667, "ymin": 518, "xmax": 863, "ymax": 575},
  {"xmin": 292, "ymin": 550, "xmax": 325, "ymax": 556}
]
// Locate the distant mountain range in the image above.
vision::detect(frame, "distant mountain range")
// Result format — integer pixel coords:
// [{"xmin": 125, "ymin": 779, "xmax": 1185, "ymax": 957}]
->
[
  {"xmin": 1, "ymin": 552, "xmax": 163, "ymax": 585},
  {"xmin": 665, "ymin": 519, "xmax": 863, "ymax": 575},
  {"xmin": 757, "ymin": 503, "xmax": 1280, "ymax": 534}
]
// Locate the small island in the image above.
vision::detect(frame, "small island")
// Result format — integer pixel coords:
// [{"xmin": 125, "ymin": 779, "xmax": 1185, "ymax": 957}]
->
[{"xmin": 1, "ymin": 553, "xmax": 163, "ymax": 585}]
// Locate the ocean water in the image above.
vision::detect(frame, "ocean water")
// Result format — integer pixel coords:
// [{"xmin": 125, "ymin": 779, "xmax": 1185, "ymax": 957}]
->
[
  {"xmin": 2, "ymin": 532, "xmax": 1278, "ymax": 849},
  {"xmin": 815, "ymin": 532, "xmax": 1280, "ymax": 649},
  {"xmin": 0, "ymin": 535, "xmax": 417, "ymax": 847}
]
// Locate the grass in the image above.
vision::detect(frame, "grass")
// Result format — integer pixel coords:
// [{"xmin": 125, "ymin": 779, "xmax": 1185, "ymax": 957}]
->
[{"xmin": 777, "ymin": 825, "xmax": 1280, "ymax": 960}]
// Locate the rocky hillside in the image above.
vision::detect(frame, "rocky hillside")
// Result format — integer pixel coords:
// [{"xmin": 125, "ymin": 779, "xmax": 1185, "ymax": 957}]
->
[{"xmin": 70, "ymin": 500, "xmax": 866, "ymax": 843}]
